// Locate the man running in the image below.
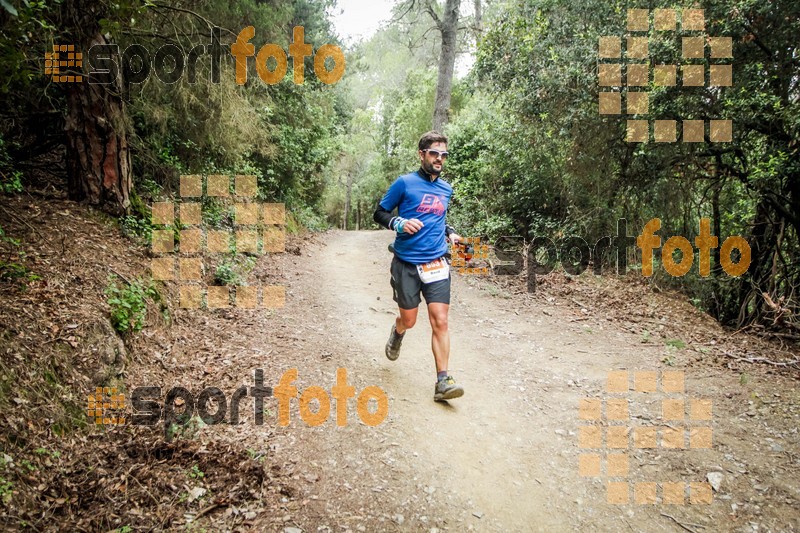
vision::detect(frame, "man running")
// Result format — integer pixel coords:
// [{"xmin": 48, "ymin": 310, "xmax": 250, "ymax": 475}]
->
[{"xmin": 373, "ymin": 131, "xmax": 464, "ymax": 402}]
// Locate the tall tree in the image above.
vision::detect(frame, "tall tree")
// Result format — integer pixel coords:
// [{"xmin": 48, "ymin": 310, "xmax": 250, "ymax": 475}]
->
[
  {"xmin": 425, "ymin": 0, "xmax": 461, "ymax": 132},
  {"xmin": 467, "ymin": 0, "xmax": 799, "ymax": 330},
  {"xmin": 61, "ymin": 0, "xmax": 135, "ymax": 215}
]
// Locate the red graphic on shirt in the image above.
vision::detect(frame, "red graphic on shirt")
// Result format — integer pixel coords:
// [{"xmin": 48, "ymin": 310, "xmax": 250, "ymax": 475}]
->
[{"xmin": 416, "ymin": 194, "xmax": 446, "ymax": 216}]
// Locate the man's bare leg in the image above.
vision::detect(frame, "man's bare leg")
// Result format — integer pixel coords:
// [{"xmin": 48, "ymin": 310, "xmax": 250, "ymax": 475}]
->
[
  {"xmin": 395, "ymin": 307, "xmax": 418, "ymax": 334},
  {"xmin": 427, "ymin": 302, "xmax": 450, "ymax": 372},
  {"xmin": 386, "ymin": 307, "xmax": 417, "ymax": 361},
  {"xmin": 428, "ymin": 302, "xmax": 463, "ymax": 400}
]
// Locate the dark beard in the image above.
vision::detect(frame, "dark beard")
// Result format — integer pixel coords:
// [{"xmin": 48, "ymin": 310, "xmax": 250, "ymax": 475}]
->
[{"xmin": 421, "ymin": 160, "xmax": 440, "ymax": 177}]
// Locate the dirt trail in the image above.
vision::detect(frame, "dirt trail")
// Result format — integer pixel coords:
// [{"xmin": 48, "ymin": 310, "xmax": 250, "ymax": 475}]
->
[
  {"xmin": 312, "ymin": 231, "xmax": 572, "ymax": 531},
  {"xmin": 3, "ymin": 199, "xmax": 796, "ymax": 531},
  {"xmin": 249, "ymin": 230, "xmax": 798, "ymax": 532}
]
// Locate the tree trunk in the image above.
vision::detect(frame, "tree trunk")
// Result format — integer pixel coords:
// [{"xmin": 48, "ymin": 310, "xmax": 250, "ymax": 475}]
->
[
  {"xmin": 473, "ymin": 0, "xmax": 482, "ymax": 37},
  {"xmin": 344, "ymin": 173, "xmax": 353, "ymax": 230},
  {"xmin": 65, "ymin": 34, "xmax": 132, "ymax": 216},
  {"xmin": 709, "ymin": 172, "xmax": 722, "ymax": 320},
  {"xmin": 432, "ymin": 0, "xmax": 460, "ymax": 132},
  {"xmin": 711, "ymin": 177, "xmax": 721, "ymax": 273},
  {"xmin": 734, "ymin": 198, "xmax": 776, "ymax": 327}
]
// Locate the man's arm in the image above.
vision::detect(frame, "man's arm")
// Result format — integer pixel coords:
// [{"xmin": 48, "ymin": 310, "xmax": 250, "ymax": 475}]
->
[
  {"xmin": 374, "ymin": 204, "xmax": 424, "ymax": 234},
  {"xmin": 444, "ymin": 221, "xmax": 462, "ymax": 244},
  {"xmin": 374, "ymin": 177, "xmax": 421, "ymax": 233},
  {"xmin": 373, "ymin": 204, "xmax": 396, "ymax": 230}
]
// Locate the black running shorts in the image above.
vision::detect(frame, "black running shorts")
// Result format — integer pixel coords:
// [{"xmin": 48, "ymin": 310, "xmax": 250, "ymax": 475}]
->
[{"xmin": 390, "ymin": 255, "xmax": 451, "ymax": 310}]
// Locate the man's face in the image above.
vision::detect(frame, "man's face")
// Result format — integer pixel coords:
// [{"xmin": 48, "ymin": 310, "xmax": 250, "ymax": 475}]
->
[{"xmin": 419, "ymin": 141, "xmax": 448, "ymax": 176}]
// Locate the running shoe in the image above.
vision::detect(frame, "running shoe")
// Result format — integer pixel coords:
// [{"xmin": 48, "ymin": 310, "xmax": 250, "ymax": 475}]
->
[
  {"xmin": 434, "ymin": 375, "xmax": 464, "ymax": 401},
  {"xmin": 385, "ymin": 323, "xmax": 404, "ymax": 361}
]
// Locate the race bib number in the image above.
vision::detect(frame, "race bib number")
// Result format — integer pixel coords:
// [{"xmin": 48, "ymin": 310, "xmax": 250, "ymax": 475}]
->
[{"xmin": 417, "ymin": 258, "xmax": 449, "ymax": 284}]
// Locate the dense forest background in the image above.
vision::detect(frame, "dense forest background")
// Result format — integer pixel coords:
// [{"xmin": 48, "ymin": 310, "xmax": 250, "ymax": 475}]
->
[{"xmin": 1, "ymin": 0, "xmax": 798, "ymax": 335}]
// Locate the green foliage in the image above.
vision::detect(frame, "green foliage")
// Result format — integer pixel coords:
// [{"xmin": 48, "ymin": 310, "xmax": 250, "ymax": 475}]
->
[
  {"xmin": 0, "ymin": 476, "xmax": 11, "ymax": 505},
  {"xmin": 1, "ymin": 1, "xmax": 18, "ymax": 17},
  {"xmin": 125, "ymin": 0, "xmax": 347, "ymax": 218},
  {"xmin": 187, "ymin": 464, "xmax": 204, "ymax": 480},
  {"xmin": 104, "ymin": 276, "xmax": 160, "ymax": 334},
  {"xmin": 166, "ymin": 415, "xmax": 206, "ymax": 441},
  {"xmin": 286, "ymin": 201, "xmax": 330, "ymax": 233},
  {"xmin": 455, "ymin": 0, "xmax": 800, "ymax": 327},
  {"xmin": 0, "ymin": 261, "xmax": 38, "ymax": 283},
  {"xmin": 246, "ymin": 448, "xmax": 268, "ymax": 462},
  {"xmin": 214, "ymin": 259, "xmax": 239, "ymax": 286},
  {"xmin": 33, "ymin": 448, "xmax": 60, "ymax": 459},
  {"xmin": 0, "ymin": 171, "xmax": 22, "ymax": 194},
  {"xmin": 0, "ymin": 225, "xmax": 19, "ymax": 247},
  {"xmin": 214, "ymin": 254, "xmax": 256, "ymax": 286},
  {"xmin": 119, "ymin": 214, "xmax": 153, "ymax": 243},
  {"xmin": 0, "ymin": 453, "xmax": 11, "ymax": 504},
  {"xmin": 0, "ymin": 226, "xmax": 38, "ymax": 285},
  {"xmin": 139, "ymin": 178, "xmax": 162, "ymax": 198},
  {"xmin": 0, "ymin": 0, "xmax": 56, "ymax": 94},
  {"xmin": 0, "ymin": 135, "xmax": 22, "ymax": 194},
  {"xmin": 201, "ymin": 198, "xmax": 231, "ymax": 229},
  {"xmin": 665, "ymin": 339, "xmax": 686, "ymax": 350}
]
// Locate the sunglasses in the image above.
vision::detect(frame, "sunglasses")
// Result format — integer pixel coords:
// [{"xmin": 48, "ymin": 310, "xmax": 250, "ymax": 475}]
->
[{"xmin": 423, "ymin": 149, "xmax": 449, "ymax": 159}]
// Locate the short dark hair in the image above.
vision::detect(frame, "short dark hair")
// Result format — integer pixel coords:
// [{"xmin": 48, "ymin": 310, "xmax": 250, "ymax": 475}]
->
[{"xmin": 418, "ymin": 131, "xmax": 448, "ymax": 151}]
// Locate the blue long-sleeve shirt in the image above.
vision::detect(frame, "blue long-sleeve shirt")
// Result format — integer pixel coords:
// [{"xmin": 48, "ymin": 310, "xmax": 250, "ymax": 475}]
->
[{"xmin": 375, "ymin": 169, "xmax": 453, "ymax": 264}]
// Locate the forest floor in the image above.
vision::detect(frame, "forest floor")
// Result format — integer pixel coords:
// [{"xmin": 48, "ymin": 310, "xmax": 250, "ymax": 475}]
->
[{"xmin": 0, "ymin": 196, "xmax": 798, "ymax": 532}]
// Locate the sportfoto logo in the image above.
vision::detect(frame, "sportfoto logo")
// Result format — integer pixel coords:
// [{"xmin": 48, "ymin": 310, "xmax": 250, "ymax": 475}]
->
[
  {"xmin": 579, "ymin": 370, "xmax": 714, "ymax": 505},
  {"xmin": 90, "ymin": 368, "xmax": 388, "ymax": 431},
  {"xmin": 598, "ymin": 8, "xmax": 733, "ymax": 143},
  {"xmin": 51, "ymin": 25, "xmax": 344, "ymax": 86},
  {"xmin": 232, "ymin": 26, "xmax": 344, "ymax": 85},
  {"xmin": 490, "ymin": 218, "xmax": 751, "ymax": 290},
  {"xmin": 150, "ymin": 174, "xmax": 286, "ymax": 310},
  {"xmin": 44, "ymin": 44, "xmax": 83, "ymax": 83},
  {"xmin": 451, "ymin": 238, "xmax": 490, "ymax": 276}
]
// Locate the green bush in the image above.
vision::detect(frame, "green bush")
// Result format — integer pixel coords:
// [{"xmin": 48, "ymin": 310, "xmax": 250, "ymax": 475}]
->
[
  {"xmin": 0, "ymin": 171, "xmax": 22, "ymax": 194},
  {"xmin": 201, "ymin": 197, "xmax": 231, "ymax": 229},
  {"xmin": 0, "ymin": 476, "xmax": 12, "ymax": 505},
  {"xmin": 104, "ymin": 276, "xmax": 160, "ymax": 334},
  {"xmin": 0, "ymin": 261, "xmax": 38, "ymax": 282},
  {"xmin": 214, "ymin": 259, "xmax": 238, "ymax": 286},
  {"xmin": 0, "ymin": 135, "xmax": 23, "ymax": 194},
  {"xmin": 214, "ymin": 254, "xmax": 256, "ymax": 286},
  {"xmin": 287, "ymin": 203, "xmax": 330, "ymax": 233},
  {"xmin": 0, "ymin": 225, "xmax": 38, "ymax": 285},
  {"xmin": 119, "ymin": 215, "xmax": 153, "ymax": 243}
]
